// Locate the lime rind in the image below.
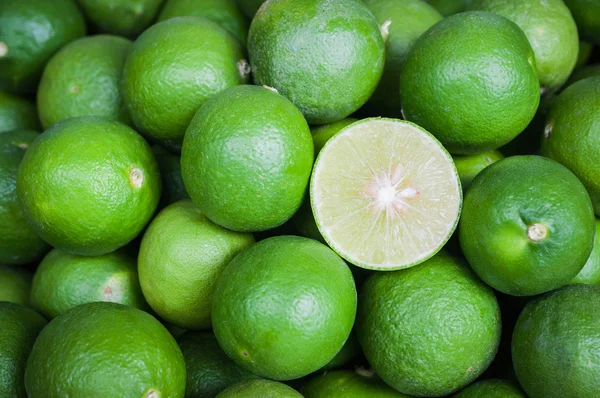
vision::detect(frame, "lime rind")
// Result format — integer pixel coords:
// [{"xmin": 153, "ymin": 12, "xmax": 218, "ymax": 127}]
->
[{"xmin": 310, "ymin": 117, "xmax": 462, "ymax": 271}]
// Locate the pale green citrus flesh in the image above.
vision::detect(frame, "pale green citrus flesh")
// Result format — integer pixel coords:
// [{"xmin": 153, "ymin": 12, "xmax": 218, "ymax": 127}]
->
[{"xmin": 311, "ymin": 118, "xmax": 461, "ymax": 270}]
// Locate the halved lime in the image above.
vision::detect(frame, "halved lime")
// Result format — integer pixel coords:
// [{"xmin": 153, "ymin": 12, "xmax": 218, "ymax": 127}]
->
[{"xmin": 310, "ymin": 118, "xmax": 461, "ymax": 270}]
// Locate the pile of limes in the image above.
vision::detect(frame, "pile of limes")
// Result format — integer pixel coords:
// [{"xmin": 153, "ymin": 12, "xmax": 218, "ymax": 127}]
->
[{"xmin": 1, "ymin": 0, "xmax": 600, "ymax": 397}]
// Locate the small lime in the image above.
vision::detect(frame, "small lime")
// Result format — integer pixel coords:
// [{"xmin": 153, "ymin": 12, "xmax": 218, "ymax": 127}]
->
[
  {"xmin": 76, "ymin": 0, "xmax": 163, "ymax": 38},
  {"xmin": 0, "ymin": 92, "xmax": 40, "ymax": 133},
  {"xmin": 571, "ymin": 219, "xmax": 600, "ymax": 285},
  {"xmin": 453, "ymin": 379, "xmax": 526, "ymax": 398},
  {"xmin": 0, "ymin": 266, "xmax": 33, "ymax": 306},
  {"xmin": 453, "ymin": 150, "xmax": 504, "ymax": 191},
  {"xmin": 302, "ymin": 369, "xmax": 410, "ymax": 398},
  {"xmin": 216, "ymin": 380, "xmax": 302, "ymax": 398}
]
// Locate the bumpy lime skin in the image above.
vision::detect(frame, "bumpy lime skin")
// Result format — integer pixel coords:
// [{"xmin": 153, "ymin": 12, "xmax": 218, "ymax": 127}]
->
[
  {"xmin": 216, "ymin": 379, "xmax": 302, "ymax": 398},
  {"xmin": 512, "ymin": 284, "xmax": 600, "ymax": 398},
  {"xmin": 302, "ymin": 370, "xmax": 411, "ymax": 398},
  {"xmin": 541, "ymin": 77, "xmax": 600, "ymax": 215},
  {"xmin": 248, "ymin": 0, "xmax": 385, "ymax": 124},
  {"xmin": 356, "ymin": 253, "xmax": 501, "ymax": 397},
  {"xmin": 453, "ymin": 379, "xmax": 526, "ymax": 398},
  {"xmin": 182, "ymin": 85, "xmax": 314, "ymax": 232},
  {"xmin": 563, "ymin": 0, "xmax": 600, "ymax": 44},
  {"xmin": 212, "ymin": 236, "xmax": 357, "ymax": 380},
  {"xmin": 460, "ymin": 156, "xmax": 595, "ymax": 296},
  {"xmin": 76, "ymin": 0, "xmax": 163, "ymax": 38},
  {"xmin": 400, "ymin": 11, "xmax": 540, "ymax": 155},
  {"xmin": 0, "ymin": 92, "xmax": 40, "ymax": 133}
]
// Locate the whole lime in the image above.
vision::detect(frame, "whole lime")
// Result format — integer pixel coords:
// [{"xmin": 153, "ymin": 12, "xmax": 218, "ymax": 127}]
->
[
  {"xmin": 453, "ymin": 379, "xmax": 526, "ymax": 398},
  {"xmin": 453, "ymin": 150, "xmax": 504, "ymax": 191},
  {"xmin": 400, "ymin": 11, "xmax": 540, "ymax": 154},
  {"xmin": 138, "ymin": 200, "xmax": 254, "ymax": 330},
  {"xmin": 512, "ymin": 284, "xmax": 600, "ymax": 398},
  {"xmin": 37, "ymin": 35, "xmax": 132, "ymax": 129},
  {"xmin": 122, "ymin": 17, "xmax": 248, "ymax": 151},
  {"xmin": 563, "ymin": 0, "xmax": 600, "ymax": 44},
  {"xmin": 17, "ymin": 116, "xmax": 161, "ymax": 256},
  {"xmin": 0, "ymin": 92, "xmax": 40, "ymax": 133},
  {"xmin": 248, "ymin": 0, "xmax": 385, "ymax": 124},
  {"xmin": 0, "ymin": 302, "xmax": 47, "ymax": 398},
  {"xmin": 181, "ymin": 85, "xmax": 313, "ymax": 232},
  {"xmin": 0, "ymin": 0, "xmax": 86, "ymax": 94},
  {"xmin": 460, "ymin": 156, "xmax": 595, "ymax": 296},
  {"xmin": 25, "ymin": 302, "xmax": 186, "ymax": 397},
  {"xmin": 0, "ymin": 266, "xmax": 33, "ymax": 306},
  {"xmin": 356, "ymin": 253, "xmax": 501, "ymax": 396},
  {"xmin": 152, "ymin": 145, "xmax": 189, "ymax": 208},
  {"xmin": 302, "ymin": 369, "xmax": 410, "ymax": 398},
  {"xmin": 212, "ymin": 236, "xmax": 356, "ymax": 380},
  {"xmin": 571, "ymin": 219, "xmax": 600, "ymax": 285},
  {"xmin": 216, "ymin": 380, "xmax": 302, "ymax": 398},
  {"xmin": 541, "ymin": 76, "xmax": 600, "ymax": 214},
  {"xmin": 0, "ymin": 130, "xmax": 49, "ymax": 265}
]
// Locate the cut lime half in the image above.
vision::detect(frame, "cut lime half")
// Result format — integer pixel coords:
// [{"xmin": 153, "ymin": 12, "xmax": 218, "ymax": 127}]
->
[{"xmin": 310, "ymin": 118, "xmax": 462, "ymax": 270}]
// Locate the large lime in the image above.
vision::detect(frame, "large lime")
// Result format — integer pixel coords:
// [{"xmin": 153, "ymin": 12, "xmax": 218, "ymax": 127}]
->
[
  {"xmin": 0, "ymin": 92, "xmax": 40, "ymax": 133},
  {"xmin": 0, "ymin": 266, "xmax": 33, "ymax": 306},
  {"xmin": 216, "ymin": 380, "xmax": 302, "ymax": 398},
  {"xmin": 453, "ymin": 379, "xmax": 526, "ymax": 398},
  {"xmin": 302, "ymin": 369, "xmax": 410, "ymax": 398},
  {"xmin": 76, "ymin": 0, "xmax": 163, "ymax": 38}
]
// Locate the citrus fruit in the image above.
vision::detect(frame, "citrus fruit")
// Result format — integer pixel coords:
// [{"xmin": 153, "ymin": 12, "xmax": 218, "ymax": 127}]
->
[
  {"xmin": 400, "ymin": 11, "xmax": 540, "ymax": 154},
  {"xmin": 541, "ymin": 76, "xmax": 600, "ymax": 214},
  {"xmin": 0, "ymin": 0, "xmax": 86, "ymax": 94},
  {"xmin": 0, "ymin": 266, "xmax": 33, "ymax": 306},
  {"xmin": 453, "ymin": 379, "xmax": 526, "ymax": 398},
  {"xmin": 177, "ymin": 331, "xmax": 258, "ymax": 398},
  {"xmin": 512, "ymin": 284, "xmax": 600, "ymax": 398},
  {"xmin": 30, "ymin": 248, "xmax": 148, "ymax": 319},
  {"xmin": 363, "ymin": 0, "xmax": 442, "ymax": 116},
  {"xmin": 322, "ymin": 331, "xmax": 360, "ymax": 370},
  {"xmin": 469, "ymin": 0, "xmax": 578, "ymax": 91},
  {"xmin": 460, "ymin": 156, "xmax": 595, "ymax": 296},
  {"xmin": 302, "ymin": 369, "xmax": 410, "ymax": 398},
  {"xmin": 152, "ymin": 145, "xmax": 189, "ymax": 208},
  {"xmin": 37, "ymin": 35, "xmax": 132, "ymax": 129},
  {"xmin": 248, "ymin": 0, "xmax": 385, "ymax": 124},
  {"xmin": 158, "ymin": 0, "xmax": 249, "ymax": 45},
  {"xmin": 0, "ymin": 92, "xmax": 40, "ymax": 133},
  {"xmin": 426, "ymin": 0, "xmax": 470, "ymax": 16},
  {"xmin": 356, "ymin": 253, "xmax": 502, "ymax": 396},
  {"xmin": 122, "ymin": 17, "xmax": 248, "ymax": 151},
  {"xmin": 563, "ymin": 0, "xmax": 600, "ymax": 44},
  {"xmin": 566, "ymin": 64, "xmax": 600, "ymax": 86},
  {"xmin": 138, "ymin": 200, "xmax": 254, "ymax": 330},
  {"xmin": 0, "ymin": 302, "xmax": 47, "ymax": 398},
  {"xmin": 310, "ymin": 118, "xmax": 461, "ymax": 270},
  {"xmin": 571, "ymin": 219, "xmax": 600, "ymax": 285},
  {"xmin": 76, "ymin": 0, "xmax": 164, "ymax": 38},
  {"xmin": 311, "ymin": 118, "xmax": 358, "ymax": 155},
  {"xmin": 453, "ymin": 150, "xmax": 504, "ymax": 191},
  {"xmin": 576, "ymin": 41, "xmax": 594, "ymax": 68},
  {"xmin": 216, "ymin": 379, "xmax": 302, "ymax": 398},
  {"xmin": 17, "ymin": 116, "xmax": 161, "ymax": 256},
  {"xmin": 181, "ymin": 85, "xmax": 313, "ymax": 232},
  {"xmin": 237, "ymin": 0, "xmax": 264, "ymax": 19},
  {"xmin": 212, "ymin": 236, "xmax": 356, "ymax": 380},
  {"xmin": 25, "ymin": 302, "xmax": 186, "ymax": 397},
  {"xmin": 0, "ymin": 130, "xmax": 49, "ymax": 266}
]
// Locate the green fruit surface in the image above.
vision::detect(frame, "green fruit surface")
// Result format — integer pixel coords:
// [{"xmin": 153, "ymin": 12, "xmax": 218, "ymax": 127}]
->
[
  {"xmin": 453, "ymin": 150, "xmax": 504, "ymax": 191},
  {"xmin": 453, "ymin": 379, "xmax": 526, "ymax": 398},
  {"xmin": 576, "ymin": 41, "xmax": 593, "ymax": 68},
  {"xmin": 322, "ymin": 331, "xmax": 360, "ymax": 370},
  {"xmin": 17, "ymin": 116, "xmax": 161, "ymax": 256},
  {"xmin": 567, "ymin": 64, "xmax": 600, "ymax": 87},
  {"xmin": 426, "ymin": 0, "xmax": 469, "ymax": 16},
  {"xmin": 400, "ymin": 11, "xmax": 540, "ymax": 154},
  {"xmin": 181, "ymin": 85, "xmax": 313, "ymax": 232},
  {"xmin": 571, "ymin": 219, "xmax": 600, "ymax": 285},
  {"xmin": 212, "ymin": 236, "xmax": 356, "ymax": 380},
  {"xmin": 512, "ymin": 284, "xmax": 600, "ymax": 398},
  {"xmin": 356, "ymin": 253, "xmax": 501, "ymax": 396},
  {"xmin": 25, "ymin": 302, "xmax": 186, "ymax": 398},
  {"xmin": 311, "ymin": 118, "xmax": 358, "ymax": 155},
  {"xmin": 563, "ymin": 0, "xmax": 600, "ymax": 44},
  {"xmin": 248, "ymin": 0, "xmax": 385, "ymax": 124},
  {"xmin": 302, "ymin": 370, "xmax": 410, "ymax": 398},
  {"xmin": 77, "ymin": 0, "xmax": 164, "ymax": 38},
  {"xmin": 237, "ymin": 0, "xmax": 264, "ymax": 18},
  {"xmin": 0, "ymin": 0, "xmax": 86, "ymax": 93},
  {"xmin": 0, "ymin": 92, "xmax": 40, "ymax": 133},
  {"xmin": 460, "ymin": 156, "xmax": 595, "ymax": 296},
  {"xmin": 139, "ymin": 200, "xmax": 254, "ymax": 330},
  {"xmin": 152, "ymin": 145, "xmax": 189, "ymax": 208},
  {"xmin": 216, "ymin": 379, "xmax": 302, "ymax": 398},
  {"xmin": 37, "ymin": 35, "xmax": 132, "ymax": 129},
  {"xmin": 0, "ymin": 266, "xmax": 33, "ymax": 306}
]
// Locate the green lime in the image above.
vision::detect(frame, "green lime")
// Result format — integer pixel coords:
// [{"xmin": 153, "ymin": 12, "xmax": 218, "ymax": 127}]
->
[
  {"xmin": 30, "ymin": 248, "xmax": 148, "ymax": 319},
  {"xmin": 453, "ymin": 379, "xmax": 526, "ymax": 398},
  {"xmin": 0, "ymin": 92, "xmax": 40, "ymax": 133},
  {"xmin": 212, "ymin": 236, "xmax": 356, "ymax": 380},
  {"xmin": 237, "ymin": 0, "xmax": 264, "ymax": 19},
  {"xmin": 311, "ymin": 118, "xmax": 358, "ymax": 155},
  {"xmin": 122, "ymin": 17, "xmax": 248, "ymax": 151},
  {"xmin": 0, "ymin": 130, "xmax": 49, "ymax": 266},
  {"xmin": 0, "ymin": 266, "xmax": 33, "ymax": 306},
  {"xmin": 563, "ymin": 0, "xmax": 600, "ymax": 44},
  {"xmin": 152, "ymin": 145, "xmax": 189, "ymax": 208},
  {"xmin": 158, "ymin": 0, "xmax": 249, "ymax": 45},
  {"xmin": 248, "ymin": 0, "xmax": 385, "ymax": 124},
  {"xmin": 576, "ymin": 41, "xmax": 594, "ymax": 68},
  {"xmin": 566, "ymin": 64, "xmax": 600, "ymax": 87},
  {"xmin": 302, "ymin": 369, "xmax": 410, "ymax": 398},
  {"xmin": 311, "ymin": 118, "xmax": 461, "ymax": 270},
  {"xmin": 460, "ymin": 156, "xmax": 595, "ymax": 296},
  {"xmin": 571, "ymin": 219, "xmax": 600, "ymax": 285},
  {"xmin": 177, "ymin": 331, "xmax": 258, "ymax": 398},
  {"xmin": 0, "ymin": 302, "xmax": 47, "ymax": 398},
  {"xmin": 469, "ymin": 0, "xmax": 578, "ymax": 90},
  {"xmin": 181, "ymin": 85, "xmax": 313, "ymax": 232},
  {"xmin": 426, "ymin": 0, "xmax": 470, "ymax": 16},
  {"xmin": 37, "ymin": 35, "xmax": 132, "ymax": 129},
  {"xmin": 0, "ymin": 0, "xmax": 86, "ymax": 94},
  {"xmin": 453, "ymin": 150, "xmax": 504, "ymax": 191},
  {"xmin": 216, "ymin": 380, "xmax": 302, "ymax": 398},
  {"xmin": 356, "ymin": 253, "xmax": 501, "ymax": 396},
  {"xmin": 512, "ymin": 284, "xmax": 600, "ymax": 397},
  {"xmin": 139, "ymin": 200, "xmax": 254, "ymax": 330},
  {"xmin": 400, "ymin": 11, "xmax": 540, "ymax": 154},
  {"xmin": 25, "ymin": 302, "xmax": 186, "ymax": 397},
  {"xmin": 363, "ymin": 0, "xmax": 442, "ymax": 116},
  {"xmin": 322, "ymin": 330, "xmax": 360, "ymax": 370},
  {"xmin": 17, "ymin": 116, "xmax": 161, "ymax": 256},
  {"xmin": 76, "ymin": 0, "xmax": 163, "ymax": 38},
  {"xmin": 541, "ymin": 76, "xmax": 600, "ymax": 214}
]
